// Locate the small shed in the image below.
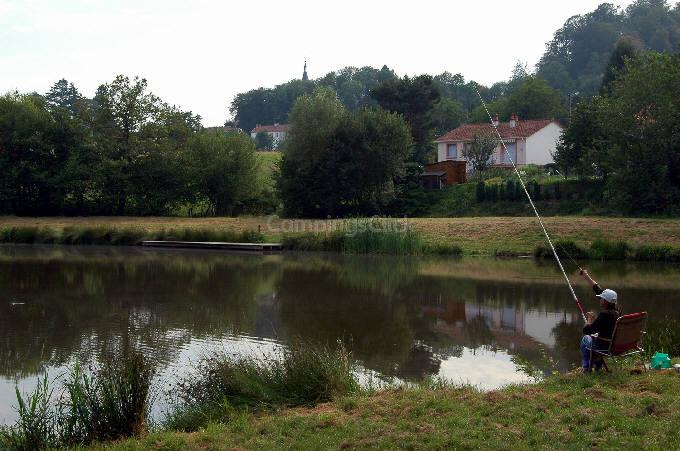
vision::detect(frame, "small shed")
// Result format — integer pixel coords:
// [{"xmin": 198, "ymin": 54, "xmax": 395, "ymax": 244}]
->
[{"xmin": 419, "ymin": 161, "xmax": 466, "ymax": 189}]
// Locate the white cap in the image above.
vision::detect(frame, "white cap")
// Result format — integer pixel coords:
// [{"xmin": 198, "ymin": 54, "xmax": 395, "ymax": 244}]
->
[{"xmin": 597, "ymin": 289, "xmax": 618, "ymax": 303}]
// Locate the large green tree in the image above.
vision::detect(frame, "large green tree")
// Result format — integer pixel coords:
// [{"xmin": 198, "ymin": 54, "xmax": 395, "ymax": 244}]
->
[
  {"xmin": 602, "ymin": 51, "xmax": 680, "ymax": 213},
  {"xmin": 279, "ymin": 88, "xmax": 412, "ymax": 217},
  {"xmin": 370, "ymin": 75, "xmax": 441, "ymax": 164},
  {"xmin": 184, "ymin": 132, "xmax": 260, "ymax": 216}
]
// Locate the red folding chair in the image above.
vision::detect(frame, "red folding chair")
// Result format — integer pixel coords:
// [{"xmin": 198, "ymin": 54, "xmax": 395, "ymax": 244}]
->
[{"xmin": 588, "ymin": 312, "xmax": 648, "ymax": 372}]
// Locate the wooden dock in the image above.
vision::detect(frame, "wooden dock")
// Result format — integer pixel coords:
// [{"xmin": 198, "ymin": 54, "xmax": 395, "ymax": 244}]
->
[{"xmin": 141, "ymin": 241, "xmax": 282, "ymax": 253}]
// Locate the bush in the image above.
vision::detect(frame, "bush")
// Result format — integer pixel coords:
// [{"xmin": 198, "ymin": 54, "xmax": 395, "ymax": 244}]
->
[
  {"xmin": 165, "ymin": 341, "xmax": 358, "ymax": 431},
  {"xmin": 533, "ymin": 240, "xmax": 589, "ymax": 260},
  {"xmin": 632, "ymin": 245, "xmax": 680, "ymax": 262},
  {"xmin": 589, "ymin": 239, "xmax": 630, "ymax": 260}
]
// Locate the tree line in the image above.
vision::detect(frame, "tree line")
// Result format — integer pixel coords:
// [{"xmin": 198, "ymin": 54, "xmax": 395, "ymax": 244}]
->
[
  {"xmin": 0, "ymin": 77, "xmax": 263, "ymax": 216},
  {"xmin": 229, "ymin": 1, "xmax": 680, "ymax": 134}
]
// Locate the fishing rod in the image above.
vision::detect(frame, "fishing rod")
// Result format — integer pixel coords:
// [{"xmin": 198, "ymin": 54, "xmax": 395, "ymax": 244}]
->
[{"xmin": 474, "ymin": 89, "xmax": 586, "ymax": 322}]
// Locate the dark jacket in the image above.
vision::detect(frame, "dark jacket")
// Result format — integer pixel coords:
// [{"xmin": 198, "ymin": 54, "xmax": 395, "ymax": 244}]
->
[{"xmin": 582, "ymin": 283, "xmax": 620, "ymax": 346}]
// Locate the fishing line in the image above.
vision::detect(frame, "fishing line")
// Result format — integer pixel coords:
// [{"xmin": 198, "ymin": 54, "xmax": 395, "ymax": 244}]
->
[{"xmin": 473, "ymin": 89, "xmax": 586, "ymax": 321}]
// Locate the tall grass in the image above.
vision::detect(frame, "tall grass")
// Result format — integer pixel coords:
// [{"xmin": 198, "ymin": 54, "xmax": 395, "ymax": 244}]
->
[
  {"xmin": 643, "ymin": 319, "xmax": 680, "ymax": 359},
  {"xmin": 0, "ymin": 226, "xmax": 265, "ymax": 246},
  {"xmin": 342, "ymin": 219, "xmax": 424, "ymax": 255},
  {"xmin": 0, "ymin": 351, "xmax": 154, "ymax": 449},
  {"xmin": 0, "ymin": 376, "xmax": 57, "ymax": 450},
  {"xmin": 534, "ymin": 238, "xmax": 680, "ymax": 262},
  {"xmin": 280, "ymin": 219, "xmax": 454, "ymax": 255},
  {"xmin": 165, "ymin": 341, "xmax": 359, "ymax": 431}
]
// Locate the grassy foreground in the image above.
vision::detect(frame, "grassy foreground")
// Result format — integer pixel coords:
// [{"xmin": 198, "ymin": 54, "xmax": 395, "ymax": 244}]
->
[
  {"xmin": 2, "ymin": 216, "xmax": 680, "ymax": 256},
  {"xmin": 96, "ymin": 371, "xmax": 680, "ymax": 450}
]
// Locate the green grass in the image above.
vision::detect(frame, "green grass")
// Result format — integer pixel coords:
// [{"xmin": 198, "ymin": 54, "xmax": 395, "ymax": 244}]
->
[
  {"xmin": 96, "ymin": 370, "xmax": 680, "ymax": 450},
  {"xmin": 255, "ymin": 151, "xmax": 281, "ymax": 188}
]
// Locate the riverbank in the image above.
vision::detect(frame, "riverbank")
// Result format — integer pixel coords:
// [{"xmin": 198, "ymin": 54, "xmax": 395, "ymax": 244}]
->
[
  {"xmin": 2, "ymin": 216, "xmax": 680, "ymax": 257},
  {"xmin": 97, "ymin": 370, "xmax": 680, "ymax": 450}
]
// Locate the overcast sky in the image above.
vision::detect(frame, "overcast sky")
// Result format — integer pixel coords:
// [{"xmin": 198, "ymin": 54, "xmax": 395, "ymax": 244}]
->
[{"xmin": 1, "ymin": 0, "xmax": 634, "ymax": 126}]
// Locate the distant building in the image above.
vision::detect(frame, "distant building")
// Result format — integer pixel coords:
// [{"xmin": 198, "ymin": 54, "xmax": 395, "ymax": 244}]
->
[
  {"xmin": 434, "ymin": 116, "xmax": 563, "ymax": 168},
  {"xmin": 250, "ymin": 123, "xmax": 291, "ymax": 149}
]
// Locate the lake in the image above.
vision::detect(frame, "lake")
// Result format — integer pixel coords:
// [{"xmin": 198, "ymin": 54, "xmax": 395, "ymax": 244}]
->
[{"xmin": 1, "ymin": 244, "xmax": 679, "ymax": 424}]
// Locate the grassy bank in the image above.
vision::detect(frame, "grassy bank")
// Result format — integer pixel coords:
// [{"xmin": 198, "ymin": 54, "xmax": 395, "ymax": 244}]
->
[
  {"xmin": 97, "ymin": 370, "xmax": 680, "ymax": 450},
  {"xmin": 3, "ymin": 340, "xmax": 679, "ymax": 450},
  {"xmin": 2, "ymin": 216, "xmax": 680, "ymax": 257}
]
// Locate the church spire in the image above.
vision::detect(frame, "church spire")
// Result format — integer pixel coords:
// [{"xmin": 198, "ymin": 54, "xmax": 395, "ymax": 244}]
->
[{"xmin": 302, "ymin": 60, "xmax": 309, "ymax": 81}]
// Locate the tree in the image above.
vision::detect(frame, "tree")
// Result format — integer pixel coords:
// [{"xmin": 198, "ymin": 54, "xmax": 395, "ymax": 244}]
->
[
  {"xmin": 45, "ymin": 79, "xmax": 85, "ymax": 117},
  {"xmin": 430, "ymin": 97, "xmax": 466, "ymax": 138},
  {"xmin": 278, "ymin": 87, "xmax": 345, "ymax": 217},
  {"xmin": 505, "ymin": 76, "xmax": 567, "ymax": 121},
  {"xmin": 600, "ymin": 51, "xmax": 680, "ymax": 213},
  {"xmin": 553, "ymin": 99, "xmax": 606, "ymax": 178},
  {"xmin": 370, "ymin": 75, "xmax": 441, "ymax": 164},
  {"xmin": 278, "ymin": 87, "xmax": 413, "ymax": 217},
  {"xmin": 600, "ymin": 36, "xmax": 641, "ymax": 95},
  {"xmin": 254, "ymin": 131, "xmax": 274, "ymax": 150},
  {"xmin": 184, "ymin": 132, "xmax": 259, "ymax": 216},
  {"xmin": 466, "ymin": 134, "xmax": 497, "ymax": 176}
]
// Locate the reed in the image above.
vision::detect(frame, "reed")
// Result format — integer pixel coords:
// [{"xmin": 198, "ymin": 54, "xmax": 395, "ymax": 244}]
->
[
  {"xmin": 0, "ymin": 350, "xmax": 154, "ymax": 449},
  {"xmin": 165, "ymin": 341, "xmax": 359, "ymax": 431},
  {"xmin": 643, "ymin": 319, "xmax": 680, "ymax": 359},
  {"xmin": 342, "ymin": 219, "xmax": 424, "ymax": 255}
]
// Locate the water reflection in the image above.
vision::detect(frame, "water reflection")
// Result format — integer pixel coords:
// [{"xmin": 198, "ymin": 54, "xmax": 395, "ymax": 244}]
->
[{"xmin": 1, "ymin": 245, "xmax": 679, "ymax": 422}]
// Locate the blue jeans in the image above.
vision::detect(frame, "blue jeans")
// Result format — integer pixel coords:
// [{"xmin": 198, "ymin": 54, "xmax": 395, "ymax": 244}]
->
[{"xmin": 581, "ymin": 335, "xmax": 607, "ymax": 370}]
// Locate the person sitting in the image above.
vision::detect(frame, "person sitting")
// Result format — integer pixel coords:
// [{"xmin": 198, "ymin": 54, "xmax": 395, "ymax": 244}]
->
[{"xmin": 579, "ymin": 269, "xmax": 620, "ymax": 371}]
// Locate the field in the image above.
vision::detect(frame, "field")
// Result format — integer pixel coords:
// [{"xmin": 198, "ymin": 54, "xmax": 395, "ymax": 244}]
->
[
  {"xmin": 256, "ymin": 150, "xmax": 282, "ymax": 188},
  {"xmin": 97, "ymin": 371, "xmax": 680, "ymax": 450},
  {"xmin": 2, "ymin": 216, "xmax": 680, "ymax": 256}
]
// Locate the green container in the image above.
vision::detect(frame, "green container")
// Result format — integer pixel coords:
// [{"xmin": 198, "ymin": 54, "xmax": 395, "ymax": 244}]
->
[{"xmin": 650, "ymin": 352, "xmax": 672, "ymax": 369}]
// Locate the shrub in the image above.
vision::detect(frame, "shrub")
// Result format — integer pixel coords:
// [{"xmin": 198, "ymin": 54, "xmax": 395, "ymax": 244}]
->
[
  {"xmin": 589, "ymin": 239, "xmax": 630, "ymax": 260},
  {"xmin": 533, "ymin": 240, "xmax": 589, "ymax": 260},
  {"xmin": 632, "ymin": 245, "xmax": 680, "ymax": 262}
]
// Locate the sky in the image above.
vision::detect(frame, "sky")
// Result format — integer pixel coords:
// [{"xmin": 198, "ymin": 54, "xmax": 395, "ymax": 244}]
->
[{"xmin": 0, "ymin": 0, "xmax": 635, "ymax": 126}]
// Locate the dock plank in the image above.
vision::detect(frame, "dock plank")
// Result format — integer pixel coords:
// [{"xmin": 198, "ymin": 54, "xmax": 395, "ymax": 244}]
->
[{"xmin": 141, "ymin": 241, "xmax": 282, "ymax": 252}]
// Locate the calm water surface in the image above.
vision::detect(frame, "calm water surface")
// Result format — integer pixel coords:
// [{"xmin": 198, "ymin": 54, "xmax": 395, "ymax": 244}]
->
[{"xmin": 1, "ymin": 244, "xmax": 679, "ymax": 423}]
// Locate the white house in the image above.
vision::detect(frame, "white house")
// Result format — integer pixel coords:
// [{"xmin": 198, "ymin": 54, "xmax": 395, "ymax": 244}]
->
[
  {"xmin": 250, "ymin": 123, "xmax": 290, "ymax": 149},
  {"xmin": 434, "ymin": 116, "xmax": 563, "ymax": 169}
]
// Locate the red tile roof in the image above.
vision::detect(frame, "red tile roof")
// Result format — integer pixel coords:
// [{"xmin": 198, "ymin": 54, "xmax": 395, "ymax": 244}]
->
[
  {"xmin": 251, "ymin": 124, "xmax": 291, "ymax": 133},
  {"xmin": 435, "ymin": 119, "xmax": 559, "ymax": 142}
]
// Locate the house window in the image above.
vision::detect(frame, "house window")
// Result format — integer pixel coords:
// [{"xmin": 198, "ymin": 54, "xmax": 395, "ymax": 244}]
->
[
  {"xmin": 503, "ymin": 142, "xmax": 517, "ymax": 164},
  {"xmin": 447, "ymin": 144, "xmax": 457, "ymax": 159}
]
